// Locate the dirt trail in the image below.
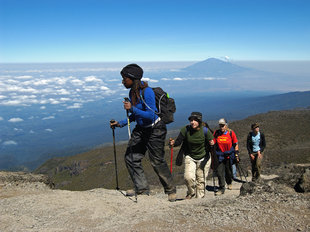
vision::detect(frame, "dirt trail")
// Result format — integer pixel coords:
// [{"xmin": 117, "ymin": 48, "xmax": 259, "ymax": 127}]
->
[{"xmin": 1, "ymin": 174, "xmax": 309, "ymax": 232}]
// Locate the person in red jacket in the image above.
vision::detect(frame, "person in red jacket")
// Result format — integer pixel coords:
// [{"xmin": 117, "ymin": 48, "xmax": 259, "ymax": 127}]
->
[{"xmin": 213, "ymin": 118, "xmax": 239, "ymax": 195}]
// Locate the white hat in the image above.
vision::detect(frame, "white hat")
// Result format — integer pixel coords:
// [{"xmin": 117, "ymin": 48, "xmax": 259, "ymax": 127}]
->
[{"xmin": 218, "ymin": 118, "xmax": 227, "ymax": 125}]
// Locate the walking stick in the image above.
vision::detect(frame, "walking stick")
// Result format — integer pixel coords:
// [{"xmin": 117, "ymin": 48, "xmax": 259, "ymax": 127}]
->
[
  {"xmin": 170, "ymin": 146, "xmax": 173, "ymax": 173},
  {"xmin": 236, "ymin": 162, "xmax": 248, "ymax": 183},
  {"xmin": 212, "ymin": 170, "xmax": 217, "ymax": 195},
  {"xmin": 236, "ymin": 163, "xmax": 243, "ymax": 182},
  {"xmin": 210, "ymin": 147, "xmax": 218, "ymax": 195},
  {"xmin": 238, "ymin": 163, "xmax": 248, "ymax": 182},
  {"xmin": 124, "ymin": 97, "xmax": 131, "ymax": 139},
  {"xmin": 124, "ymin": 97, "xmax": 137, "ymax": 202},
  {"xmin": 110, "ymin": 120, "xmax": 119, "ymax": 190}
]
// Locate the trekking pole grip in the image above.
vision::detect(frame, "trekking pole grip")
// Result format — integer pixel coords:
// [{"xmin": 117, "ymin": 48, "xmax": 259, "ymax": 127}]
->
[{"xmin": 110, "ymin": 119, "xmax": 116, "ymax": 130}]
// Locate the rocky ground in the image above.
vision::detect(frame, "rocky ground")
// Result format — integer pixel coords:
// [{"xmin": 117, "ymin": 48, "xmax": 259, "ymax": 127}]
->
[{"xmin": 0, "ymin": 165, "xmax": 309, "ymax": 232}]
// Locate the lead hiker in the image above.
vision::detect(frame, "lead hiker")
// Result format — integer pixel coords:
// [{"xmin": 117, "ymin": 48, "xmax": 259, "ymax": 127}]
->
[
  {"xmin": 213, "ymin": 118, "xmax": 239, "ymax": 195},
  {"xmin": 109, "ymin": 64, "xmax": 177, "ymax": 202},
  {"xmin": 170, "ymin": 112, "xmax": 214, "ymax": 199},
  {"xmin": 247, "ymin": 123, "xmax": 266, "ymax": 182}
]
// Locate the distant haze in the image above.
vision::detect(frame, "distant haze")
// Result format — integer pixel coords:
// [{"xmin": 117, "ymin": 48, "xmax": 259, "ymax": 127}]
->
[
  {"xmin": 232, "ymin": 60, "xmax": 310, "ymax": 76},
  {"xmin": 0, "ymin": 59, "xmax": 309, "ymax": 171}
]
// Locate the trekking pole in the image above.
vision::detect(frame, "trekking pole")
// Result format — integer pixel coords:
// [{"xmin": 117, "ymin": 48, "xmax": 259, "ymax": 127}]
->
[
  {"xmin": 124, "ymin": 97, "xmax": 137, "ymax": 202},
  {"xmin": 239, "ymin": 163, "xmax": 248, "ymax": 182},
  {"xmin": 124, "ymin": 97, "xmax": 131, "ymax": 139},
  {"xmin": 236, "ymin": 162, "xmax": 248, "ymax": 183},
  {"xmin": 210, "ymin": 147, "xmax": 217, "ymax": 195},
  {"xmin": 236, "ymin": 163, "xmax": 243, "ymax": 182},
  {"xmin": 212, "ymin": 170, "xmax": 217, "ymax": 195},
  {"xmin": 169, "ymin": 139, "xmax": 173, "ymax": 173},
  {"xmin": 110, "ymin": 120, "xmax": 119, "ymax": 190}
]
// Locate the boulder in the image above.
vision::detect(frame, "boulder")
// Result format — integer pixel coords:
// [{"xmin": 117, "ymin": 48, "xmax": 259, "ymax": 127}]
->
[{"xmin": 294, "ymin": 168, "xmax": 310, "ymax": 193}]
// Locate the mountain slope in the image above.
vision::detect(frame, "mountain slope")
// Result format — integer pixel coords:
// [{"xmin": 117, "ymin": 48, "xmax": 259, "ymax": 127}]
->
[{"xmin": 35, "ymin": 108, "xmax": 310, "ymax": 191}]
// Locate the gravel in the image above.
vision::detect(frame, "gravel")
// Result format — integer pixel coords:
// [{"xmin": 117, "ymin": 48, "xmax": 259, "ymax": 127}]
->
[{"xmin": 1, "ymin": 171, "xmax": 309, "ymax": 232}]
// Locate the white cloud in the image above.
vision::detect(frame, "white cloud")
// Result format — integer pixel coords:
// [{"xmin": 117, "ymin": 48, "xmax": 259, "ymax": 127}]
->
[
  {"xmin": 3, "ymin": 140, "xmax": 18, "ymax": 146},
  {"xmin": 5, "ymin": 85, "xmax": 38, "ymax": 94},
  {"xmin": 59, "ymin": 97, "xmax": 71, "ymax": 102},
  {"xmin": 32, "ymin": 79, "xmax": 51, "ymax": 86},
  {"xmin": 45, "ymin": 129, "xmax": 53, "ymax": 132},
  {"xmin": 42, "ymin": 116, "xmax": 55, "ymax": 120},
  {"xmin": 83, "ymin": 86, "xmax": 100, "ymax": 92},
  {"xmin": 169, "ymin": 69, "xmax": 182, "ymax": 72},
  {"xmin": 57, "ymin": 89, "xmax": 70, "ymax": 95},
  {"xmin": 40, "ymin": 106, "xmax": 46, "ymax": 109},
  {"xmin": 0, "ymin": 116, "xmax": 3, "ymax": 120},
  {"xmin": 142, "ymin": 77, "xmax": 158, "ymax": 83},
  {"xmin": 100, "ymin": 86, "xmax": 110, "ymax": 91},
  {"xmin": 0, "ymin": 75, "xmax": 12, "ymax": 79},
  {"xmin": 8, "ymin": 117, "xmax": 24, "ymax": 122},
  {"xmin": 107, "ymin": 79, "xmax": 120, "ymax": 82},
  {"xmin": 173, "ymin": 77, "xmax": 185, "ymax": 81},
  {"xmin": 49, "ymin": 98, "xmax": 60, "ymax": 104},
  {"xmin": 54, "ymin": 77, "xmax": 68, "ymax": 85},
  {"xmin": 15, "ymin": 75, "xmax": 32, "ymax": 79},
  {"xmin": 71, "ymin": 79, "xmax": 84, "ymax": 85},
  {"xmin": 67, "ymin": 103, "xmax": 82, "ymax": 109},
  {"xmin": 6, "ymin": 79, "xmax": 19, "ymax": 84},
  {"xmin": 0, "ymin": 70, "xmax": 122, "ymax": 107},
  {"xmin": 84, "ymin": 76, "xmax": 102, "ymax": 82}
]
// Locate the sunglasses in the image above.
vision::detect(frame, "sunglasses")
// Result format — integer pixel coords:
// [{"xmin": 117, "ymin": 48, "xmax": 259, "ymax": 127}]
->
[{"xmin": 219, "ymin": 124, "xmax": 225, "ymax": 127}]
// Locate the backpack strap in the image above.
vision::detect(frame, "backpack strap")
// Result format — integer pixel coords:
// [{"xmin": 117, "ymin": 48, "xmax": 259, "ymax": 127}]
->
[
  {"xmin": 203, "ymin": 126, "xmax": 208, "ymax": 136},
  {"xmin": 140, "ymin": 87, "xmax": 158, "ymax": 114}
]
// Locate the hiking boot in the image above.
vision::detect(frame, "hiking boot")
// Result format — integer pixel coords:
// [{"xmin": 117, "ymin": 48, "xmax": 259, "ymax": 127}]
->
[
  {"xmin": 227, "ymin": 184, "xmax": 232, "ymax": 190},
  {"xmin": 215, "ymin": 189, "xmax": 225, "ymax": 196},
  {"xmin": 168, "ymin": 193, "xmax": 177, "ymax": 202},
  {"xmin": 126, "ymin": 189, "xmax": 149, "ymax": 197},
  {"xmin": 185, "ymin": 193, "xmax": 195, "ymax": 200}
]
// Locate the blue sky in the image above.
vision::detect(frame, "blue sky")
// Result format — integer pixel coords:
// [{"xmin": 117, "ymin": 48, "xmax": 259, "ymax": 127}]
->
[{"xmin": 0, "ymin": 0, "xmax": 309, "ymax": 63}]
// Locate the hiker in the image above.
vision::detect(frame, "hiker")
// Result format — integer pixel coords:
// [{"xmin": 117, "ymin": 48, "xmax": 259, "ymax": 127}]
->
[
  {"xmin": 169, "ymin": 112, "xmax": 214, "ymax": 199},
  {"xmin": 213, "ymin": 118, "xmax": 239, "ymax": 195},
  {"xmin": 109, "ymin": 64, "xmax": 176, "ymax": 202},
  {"xmin": 247, "ymin": 123, "xmax": 266, "ymax": 182}
]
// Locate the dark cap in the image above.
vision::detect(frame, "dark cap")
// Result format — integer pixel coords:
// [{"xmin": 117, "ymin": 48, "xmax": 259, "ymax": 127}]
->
[
  {"xmin": 188, "ymin": 112, "xmax": 202, "ymax": 122},
  {"xmin": 251, "ymin": 123, "xmax": 259, "ymax": 129},
  {"xmin": 120, "ymin": 64, "xmax": 143, "ymax": 80}
]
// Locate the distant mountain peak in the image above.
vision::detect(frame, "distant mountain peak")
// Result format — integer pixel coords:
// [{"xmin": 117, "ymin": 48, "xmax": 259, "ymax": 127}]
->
[{"xmin": 182, "ymin": 58, "xmax": 250, "ymax": 76}]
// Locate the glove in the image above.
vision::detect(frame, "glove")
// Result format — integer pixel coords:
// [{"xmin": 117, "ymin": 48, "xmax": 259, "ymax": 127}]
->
[{"xmin": 235, "ymin": 152, "xmax": 240, "ymax": 163}]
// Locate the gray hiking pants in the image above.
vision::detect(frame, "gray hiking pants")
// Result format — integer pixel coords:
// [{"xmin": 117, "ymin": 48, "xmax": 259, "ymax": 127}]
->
[{"xmin": 124, "ymin": 120, "xmax": 176, "ymax": 194}]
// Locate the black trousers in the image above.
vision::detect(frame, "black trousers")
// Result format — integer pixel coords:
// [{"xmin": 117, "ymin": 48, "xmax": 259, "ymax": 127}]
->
[
  {"xmin": 216, "ymin": 158, "xmax": 233, "ymax": 190},
  {"xmin": 124, "ymin": 120, "xmax": 176, "ymax": 194}
]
